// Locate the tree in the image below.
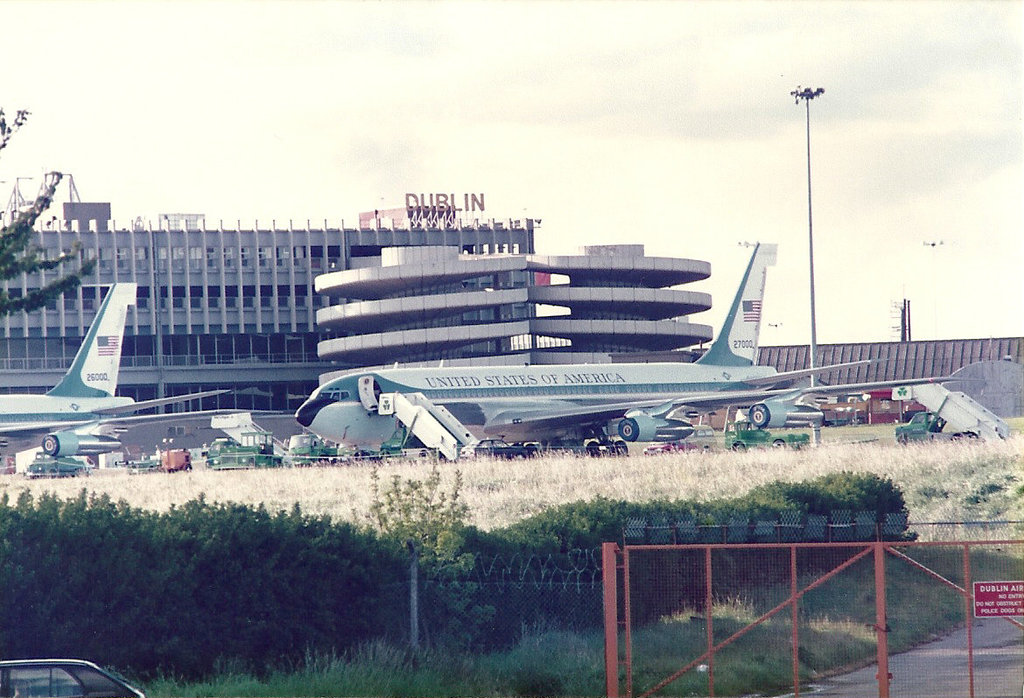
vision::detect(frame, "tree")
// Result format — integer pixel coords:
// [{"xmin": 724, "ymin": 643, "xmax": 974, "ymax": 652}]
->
[
  {"xmin": 367, "ymin": 463, "xmax": 493, "ymax": 650},
  {"xmin": 367, "ymin": 462, "xmax": 473, "ymax": 572},
  {"xmin": 0, "ymin": 108, "xmax": 95, "ymax": 315}
]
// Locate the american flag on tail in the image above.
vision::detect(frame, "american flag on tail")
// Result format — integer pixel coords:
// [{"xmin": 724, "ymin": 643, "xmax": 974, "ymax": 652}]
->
[
  {"xmin": 742, "ymin": 300, "xmax": 762, "ymax": 323},
  {"xmin": 97, "ymin": 336, "xmax": 119, "ymax": 356}
]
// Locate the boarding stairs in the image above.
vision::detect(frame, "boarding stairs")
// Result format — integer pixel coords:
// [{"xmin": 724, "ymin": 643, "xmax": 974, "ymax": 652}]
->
[
  {"xmin": 378, "ymin": 392, "xmax": 478, "ymax": 460},
  {"xmin": 210, "ymin": 412, "xmax": 289, "ymax": 456},
  {"xmin": 893, "ymin": 383, "xmax": 1010, "ymax": 441}
]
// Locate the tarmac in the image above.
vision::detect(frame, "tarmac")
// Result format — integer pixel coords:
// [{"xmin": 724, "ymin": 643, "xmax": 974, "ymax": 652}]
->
[{"xmin": 809, "ymin": 617, "xmax": 1023, "ymax": 697}]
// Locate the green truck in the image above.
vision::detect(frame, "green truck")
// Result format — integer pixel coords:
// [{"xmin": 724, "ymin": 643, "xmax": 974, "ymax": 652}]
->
[
  {"xmin": 894, "ymin": 411, "xmax": 978, "ymax": 444},
  {"xmin": 25, "ymin": 453, "xmax": 90, "ymax": 478},
  {"xmin": 206, "ymin": 432, "xmax": 283, "ymax": 469},
  {"xmin": 724, "ymin": 421, "xmax": 810, "ymax": 451},
  {"xmin": 287, "ymin": 433, "xmax": 349, "ymax": 466}
]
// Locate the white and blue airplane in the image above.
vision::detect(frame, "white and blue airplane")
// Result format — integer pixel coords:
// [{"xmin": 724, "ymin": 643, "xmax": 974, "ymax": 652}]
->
[
  {"xmin": 0, "ymin": 283, "xmax": 226, "ymax": 458},
  {"xmin": 296, "ymin": 244, "xmax": 942, "ymax": 449}
]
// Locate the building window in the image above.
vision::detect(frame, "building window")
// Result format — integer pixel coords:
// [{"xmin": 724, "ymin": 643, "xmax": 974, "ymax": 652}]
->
[
  {"xmin": 171, "ymin": 246, "xmax": 185, "ymax": 271},
  {"xmin": 115, "ymin": 247, "xmax": 130, "ymax": 271},
  {"xmin": 258, "ymin": 246, "xmax": 272, "ymax": 269},
  {"xmin": 189, "ymin": 246, "xmax": 203, "ymax": 272},
  {"xmin": 276, "ymin": 246, "xmax": 290, "ymax": 268},
  {"xmin": 327, "ymin": 245, "xmax": 341, "ymax": 269},
  {"xmin": 206, "ymin": 247, "xmax": 219, "ymax": 269},
  {"xmin": 157, "ymin": 247, "xmax": 168, "ymax": 272},
  {"xmin": 223, "ymin": 247, "xmax": 235, "ymax": 269},
  {"xmin": 240, "ymin": 247, "xmax": 252, "ymax": 268}
]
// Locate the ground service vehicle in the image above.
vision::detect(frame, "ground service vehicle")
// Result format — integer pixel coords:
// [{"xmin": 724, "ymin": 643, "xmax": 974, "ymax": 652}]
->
[
  {"xmin": 895, "ymin": 412, "xmax": 977, "ymax": 443},
  {"xmin": 891, "ymin": 384, "xmax": 1008, "ymax": 443},
  {"xmin": 643, "ymin": 441, "xmax": 704, "ymax": 455},
  {"xmin": 287, "ymin": 433, "xmax": 347, "ymax": 466},
  {"xmin": 467, "ymin": 438, "xmax": 539, "ymax": 459},
  {"xmin": 643, "ymin": 426, "xmax": 717, "ymax": 454},
  {"xmin": 205, "ymin": 432, "xmax": 283, "ymax": 469},
  {"xmin": 121, "ymin": 449, "xmax": 190, "ymax": 474},
  {"xmin": 724, "ymin": 421, "xmax": 809, "ymax": 451},
  {"xmin": 160, "ymin": 449, "xmax": 192, "ymax": 472},
  {"xmin": 0, "ymin": 658, "xmax": 145, "ymax": 698},
  {"xmin": 25, "ymin": 454, "xmax": 90, "ymax": 478}
]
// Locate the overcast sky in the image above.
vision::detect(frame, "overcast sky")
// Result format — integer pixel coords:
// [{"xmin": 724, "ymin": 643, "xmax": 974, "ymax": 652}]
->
[{"xmin": 2, "ymin": 0, "xmax": 1020, "ymax": 347}]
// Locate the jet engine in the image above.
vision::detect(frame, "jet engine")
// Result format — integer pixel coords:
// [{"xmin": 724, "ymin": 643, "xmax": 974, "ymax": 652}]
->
[
  {"xmin": 616, "ymin": 410, "xmax": 694, "ymax": 442},
  {"xmin": 41, "ymin": 432, "xmax": 122, "ymax": 457},
  {"xmin": 747, "ymin": 399, "xmax": 823, "ymax": 429}
]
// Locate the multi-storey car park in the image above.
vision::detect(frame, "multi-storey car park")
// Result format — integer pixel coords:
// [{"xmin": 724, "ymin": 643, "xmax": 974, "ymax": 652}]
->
[{"xmin": 313, "ymin": 244, "xmax": 713, "ymax": 367}]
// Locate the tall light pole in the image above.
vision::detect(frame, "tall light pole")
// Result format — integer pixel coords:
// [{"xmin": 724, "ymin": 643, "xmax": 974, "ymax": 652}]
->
[
  {"xmin": 792, "ymin": 85, "xmax": 825, "ymax": 443},
  {"xmin": 923, "ymin": 240, "xmax": 944, "ymax": 338}
]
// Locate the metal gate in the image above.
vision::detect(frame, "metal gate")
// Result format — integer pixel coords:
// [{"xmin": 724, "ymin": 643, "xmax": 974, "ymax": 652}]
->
[{"xmin": 602, "ymin": 540, "xmax": 1023, "ymax": 697}]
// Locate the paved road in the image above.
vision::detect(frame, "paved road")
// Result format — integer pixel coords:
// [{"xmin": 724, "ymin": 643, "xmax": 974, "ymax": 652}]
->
[{"xmin": 810, "ymin": 617, "xmax": 1023, "ymax": 697}]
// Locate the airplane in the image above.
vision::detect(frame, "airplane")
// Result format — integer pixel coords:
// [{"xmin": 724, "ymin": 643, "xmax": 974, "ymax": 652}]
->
[
  {"xmin": 295, "ymin": 243, "xmax": 947, "ymax": 451},
  {"xmin": 0, "ymin": 282, "xmax": 227, "ymax": 459}
]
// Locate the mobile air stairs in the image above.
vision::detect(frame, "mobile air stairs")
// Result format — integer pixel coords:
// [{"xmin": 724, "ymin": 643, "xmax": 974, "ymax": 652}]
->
[
  {"xmin": 210, "ymin": 412, "xmax": 289, "ymax": 456},
  {"xmin": 893, "ymin": 383, "xmax": 1010, "ymax": 441},
  {"xmin": 377, "ymin": 392, "xmax": 478, "ymax": 460}
]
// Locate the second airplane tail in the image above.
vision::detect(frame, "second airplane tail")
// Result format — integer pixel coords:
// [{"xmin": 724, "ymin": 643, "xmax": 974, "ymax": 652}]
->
[
  {"xmin": 695, "ymin": 243, "xmax": 777, "ymax": 368},
  {"xmin": 47, "ymin": 283, "xmax": 137, "ymax": 399}
]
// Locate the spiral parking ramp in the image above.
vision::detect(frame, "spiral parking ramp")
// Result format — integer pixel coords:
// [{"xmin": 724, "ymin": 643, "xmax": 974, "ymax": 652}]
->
[{"xmin": 315, "ymin": 245, "xmax": 714, "ymax": 367}]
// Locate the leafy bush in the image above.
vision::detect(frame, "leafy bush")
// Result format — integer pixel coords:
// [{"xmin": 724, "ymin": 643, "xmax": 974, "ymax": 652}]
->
[{"xmin": 0, "ymin": 492, "xmax": 404, "ymax": 678}]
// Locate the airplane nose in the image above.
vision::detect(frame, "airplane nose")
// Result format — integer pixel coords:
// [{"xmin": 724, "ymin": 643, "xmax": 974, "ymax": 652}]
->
[{"xmin": 295, "ymin": 396, "xmax": 333, "ymax": 427}]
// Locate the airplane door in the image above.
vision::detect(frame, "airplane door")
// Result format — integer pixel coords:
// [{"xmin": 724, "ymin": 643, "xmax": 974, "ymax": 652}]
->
[{"xmin": 358, "ymin": 376, "xmax": 380, "ymax": 411}]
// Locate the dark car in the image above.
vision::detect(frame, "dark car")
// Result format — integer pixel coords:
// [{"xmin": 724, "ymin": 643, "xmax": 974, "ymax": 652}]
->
[
  {"xmin": 0, "ymin": 659, "xmax": 145, "ymax": 698},
  {"xmin": 467, "ymin": 438, "xmax": 539, "ymax": 459}
]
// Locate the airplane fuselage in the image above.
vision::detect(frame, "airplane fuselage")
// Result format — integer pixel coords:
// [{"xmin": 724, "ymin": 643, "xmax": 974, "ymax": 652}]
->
[{"xmin": 297, "ymin": 362, "xmax": 781, "ymax": 448}]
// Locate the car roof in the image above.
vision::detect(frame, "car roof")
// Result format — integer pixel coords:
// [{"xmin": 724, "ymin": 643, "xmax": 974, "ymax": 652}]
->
[{"xmin": 0, "ymin": 659, "xmax": 102, "ymax": 667}]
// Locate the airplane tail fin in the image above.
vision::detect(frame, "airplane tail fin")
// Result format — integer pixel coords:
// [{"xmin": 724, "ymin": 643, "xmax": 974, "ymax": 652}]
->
[
  {"xmin": 696, "ymin": 243, "xmax": 777, "ymax": 367},
  {"xmin": 47, "ymin": 283, "xmax": 137, "ymax": 398}
]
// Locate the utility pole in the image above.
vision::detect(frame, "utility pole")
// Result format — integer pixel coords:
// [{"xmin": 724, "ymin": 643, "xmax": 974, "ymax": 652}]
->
[{"xmin": 791, "ymin": 85, "xmax": 825, "ymax": 444}]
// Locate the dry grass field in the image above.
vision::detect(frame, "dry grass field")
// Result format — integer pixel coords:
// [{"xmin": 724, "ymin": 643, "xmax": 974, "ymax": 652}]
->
[{"xmin": 2, "ymin": 422, "xmax": 1021, "ymax": 532}]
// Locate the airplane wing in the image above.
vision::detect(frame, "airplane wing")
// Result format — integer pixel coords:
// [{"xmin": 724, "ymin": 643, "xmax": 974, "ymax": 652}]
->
[
  {"xmin": 739, "ymin": 360, "xmax": 873, "ymax": 388},
  {"xmin": 92, "ymin": 389, "xmax": 230, "ymax": 415},
  {"xmin": 0, "ymin": 407, "xmax": 245, "ymax": 441},
  {"xmin": 483, "ymin": 400, "xmax": 671, "ymax": 438},
  {"xmin": 481, "ymin": 373, "xmax": 955, "ymax": 439}
]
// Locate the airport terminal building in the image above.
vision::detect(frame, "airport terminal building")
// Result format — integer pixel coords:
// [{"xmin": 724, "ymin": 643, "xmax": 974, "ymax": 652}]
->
[{"xmin": 0, "ymin": 203, "xmax": 542, "ymax": 413}]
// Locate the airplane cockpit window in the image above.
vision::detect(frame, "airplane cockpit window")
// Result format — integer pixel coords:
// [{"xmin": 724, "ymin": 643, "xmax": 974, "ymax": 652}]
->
[{"xmin": 321, "ymin": 389, "xmax": 350, "ymax": 402}]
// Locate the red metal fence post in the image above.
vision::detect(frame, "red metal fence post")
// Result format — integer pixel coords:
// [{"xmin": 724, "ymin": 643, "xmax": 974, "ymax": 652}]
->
[
  {"xmin": 875, "ymin": 542, "xmax": 891, "ymax": 698},
  {"xmin": 705, "ymin": 546, "xmax": 715, "ymax": 696},
  {"xmin": 602, "ymin": 542, "xmax": 620, "ymax": 698},
  {"xmin": 963, "ymin": 544, "xmax": 975, "ymax": 698},
  {"xmin": 791, "ymin": 545, "xmax": 800, "ymax": 696}
]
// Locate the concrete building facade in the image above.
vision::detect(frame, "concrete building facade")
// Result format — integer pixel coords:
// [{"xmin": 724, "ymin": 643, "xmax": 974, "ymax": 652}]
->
[{"xmin": 0, "ymin": 215, "xmax": 536, "ymax": 413}]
